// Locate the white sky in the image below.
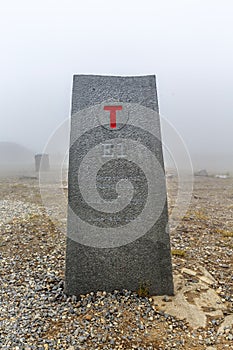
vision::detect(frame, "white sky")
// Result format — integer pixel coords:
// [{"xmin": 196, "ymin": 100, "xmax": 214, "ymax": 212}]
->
[{"xmin": 0, "ymin": 0, "xmax": 232, "ymax": 159}]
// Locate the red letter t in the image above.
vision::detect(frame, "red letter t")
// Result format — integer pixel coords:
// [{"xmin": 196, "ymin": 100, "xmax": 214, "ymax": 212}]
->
[{"xmin": 103, "ymin": 105, "xmax": 122, "ymax": 129}]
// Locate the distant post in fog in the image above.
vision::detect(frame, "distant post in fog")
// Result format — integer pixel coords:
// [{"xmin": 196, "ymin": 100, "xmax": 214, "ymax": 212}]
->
[{"xmin": 35, "ymin": 153, "xmax": 50, "ymax": 172}]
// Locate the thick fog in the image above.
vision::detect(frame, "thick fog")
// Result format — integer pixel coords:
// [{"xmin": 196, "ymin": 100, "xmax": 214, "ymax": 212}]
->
[{"xmin": 0, "ymin": 0, "xmax": 233, "ymax": 172}]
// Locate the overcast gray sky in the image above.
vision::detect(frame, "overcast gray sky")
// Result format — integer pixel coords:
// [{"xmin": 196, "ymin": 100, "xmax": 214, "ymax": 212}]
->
[{"xmin": 0, "ymin": 0, "xmax": 232, "ymax": 168}]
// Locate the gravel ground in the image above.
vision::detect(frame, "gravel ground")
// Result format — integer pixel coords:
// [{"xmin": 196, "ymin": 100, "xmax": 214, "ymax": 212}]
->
[
  {"xmin": 0, "ymin": 199, "xmax": 42, "ymax": 227},
  {"xmin": 0, "ymin": 175, "xmax": 232, "ymax": 349}
]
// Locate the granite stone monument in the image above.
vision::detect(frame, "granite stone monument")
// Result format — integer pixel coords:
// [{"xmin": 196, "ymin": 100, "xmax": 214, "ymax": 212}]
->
[
  {"xmin": 35, "ymin": 153, "xmax": 50, "ymax": 172},
  {"xmin": 65, "ymin": 75, "xmax": 174, "ymax": 296}
]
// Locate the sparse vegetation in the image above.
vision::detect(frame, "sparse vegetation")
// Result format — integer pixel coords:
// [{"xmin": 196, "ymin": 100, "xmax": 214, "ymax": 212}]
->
[
  {"xmin": 194, "ymin": 210, "xmax": 209, "ymax": 221},
  {"xmin": 216, "ymin": 229, "xmax": 233, "ymax": 237},
  {"xmin": 171, "ymin": 249, "xmax": 186, "ymax": 257},
  {"xmin": 137, "ymin": 281, "xmax": 151, "ymax": 297}
]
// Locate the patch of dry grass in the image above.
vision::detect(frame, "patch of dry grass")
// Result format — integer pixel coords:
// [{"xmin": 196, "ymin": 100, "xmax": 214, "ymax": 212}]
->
[
  {"xmin": 216, "ymin": 229, "xmax": 233, "ymax": 237},
  {"xmin": 171, "ymin": 249, "xmax": 186, "ymax": 257}
]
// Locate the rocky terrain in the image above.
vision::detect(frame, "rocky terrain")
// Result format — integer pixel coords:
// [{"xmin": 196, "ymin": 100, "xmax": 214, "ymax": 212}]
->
[{"xmin": 0, "ymin": 174, "xmax": 232, "ymax": 349}]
